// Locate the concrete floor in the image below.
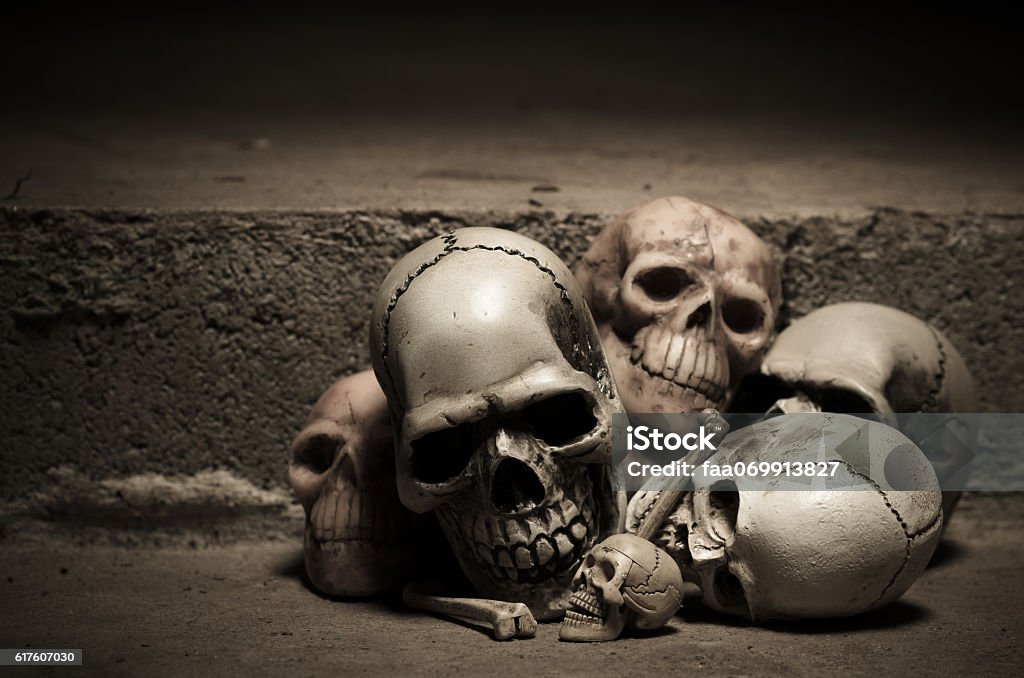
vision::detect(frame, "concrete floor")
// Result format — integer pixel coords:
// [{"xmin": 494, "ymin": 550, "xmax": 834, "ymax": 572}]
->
[{"xmin": 2, "ymin": 493, "xmax": 1021, "ymax": 677}]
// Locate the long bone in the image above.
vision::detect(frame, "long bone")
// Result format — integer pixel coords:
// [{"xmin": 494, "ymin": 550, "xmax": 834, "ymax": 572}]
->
[{"xmin": 402, "ymin": 583, "xmax": 538, "ymax": 641}]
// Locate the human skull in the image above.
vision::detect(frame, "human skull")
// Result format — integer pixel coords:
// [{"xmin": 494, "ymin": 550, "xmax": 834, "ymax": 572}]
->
[
  {"xmin": 732, "ymin": 302, "xmax": 977, "ymax": 523},
  {"xmin": 559, "ymin": 534, "xmax": 683, "ymax": 642},
  {"xmin": 370, "ymin": 228, "xmax": 624, "ymax": 620},
  {"xmin": 288, "ymin": 370, "xmax": 419, "ymax": 597},
  {"xmin": 575, "ymin": 196, "xmax": 781, "ymax": 414},
  {"xmin": 626, "ymin": 413, "xmax": 943, "ymax": 621}
]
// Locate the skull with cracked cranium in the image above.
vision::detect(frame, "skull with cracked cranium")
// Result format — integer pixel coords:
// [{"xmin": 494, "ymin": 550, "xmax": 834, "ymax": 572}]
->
[
  {"xmin": 559, "ymin": 533, "xmax": 684, "ymax": 642},
  {"xmin": 370, "ymin": 227, "xmax": 625, "ymax": 620},
  {"xmin": 575, "ymin": 196, "xmax": 782, "ymax": 414}
]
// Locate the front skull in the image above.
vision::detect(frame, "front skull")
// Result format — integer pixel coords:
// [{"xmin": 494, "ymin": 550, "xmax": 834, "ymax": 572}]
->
[
  {"xmin": 370, "ymin": 228, "xmax": 623, "ymax": 620},
  {"xmin": 560, "ymin": 534, "xmax": 683, "ymax": 642},
  {"xmin": 287, "ymin": 370, "xmax": 419, "ymax": 597},
  {"xmin": 576, "ymin": 196, "xmax": 781, "ymax": 414},
  {"xmin": 626, "ymin": 414, "xmax": 944, "ymax": 621}
]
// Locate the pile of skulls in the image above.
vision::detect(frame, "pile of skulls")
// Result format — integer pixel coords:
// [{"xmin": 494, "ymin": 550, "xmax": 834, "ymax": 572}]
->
[{"xmin": 287, "ymin": 197, "xmax": 974, "ymax": 641}]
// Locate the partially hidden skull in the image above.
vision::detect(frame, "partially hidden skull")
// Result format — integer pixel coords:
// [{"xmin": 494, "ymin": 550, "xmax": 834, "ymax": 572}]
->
[
  {"xmin": 560, "ymin": 534, "xmax": 683, "ymax": 642},
  {"xmin": 575, "ymin": 196, "xmax": 781, "ymax": 414},
  {"xmin": 370, "ymin": 227, "xmax": 624, "ymax": 620},
  {"xmin": 288, "ymin": 370, "xmax": 420, "ymax": 596},
  {"xmin": 626, "ymin": 413, "xmax": 943, "ymax": 622},
  {"xmin": 732, "ymin": 301, "xmax": 977, "ymax": 525}
]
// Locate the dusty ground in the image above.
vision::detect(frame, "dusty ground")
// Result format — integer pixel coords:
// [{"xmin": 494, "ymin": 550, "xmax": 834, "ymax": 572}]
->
[{"xmin": 2, "ymin": 493, "xmax": 1021, "ymax": 677}]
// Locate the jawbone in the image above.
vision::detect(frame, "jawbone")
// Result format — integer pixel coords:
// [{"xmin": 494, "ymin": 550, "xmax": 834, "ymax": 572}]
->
[{"xmin": 434, "ymin": 468, "xmax": 615, "ymax": 621}]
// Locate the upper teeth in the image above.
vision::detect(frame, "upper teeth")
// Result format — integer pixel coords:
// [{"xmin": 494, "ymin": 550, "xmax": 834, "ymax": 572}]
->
[
  {"xmin": 439, "ymin": 490, "xmax": 597, "ymax": 585},
  {"xmin": 564, "ymin": 586, "xmax": 606, "ymax": 627},
  {"xmin": 631, "ymin": 325, "xmax": 727, "ymax": 404},
  {"xmin": 564, "ymin": 609, "xmax": 604, "ymax": 627},
  {"xmin": 483, "ymin": 515, "xmax": 591, "ymax": 583},
  {"xmin": 309, "ymin": 489, "xmax": 406, "ymax": 545},
  {"xmin": 570, "ymin": 587, "xmax": 604, "ymax": 617}
]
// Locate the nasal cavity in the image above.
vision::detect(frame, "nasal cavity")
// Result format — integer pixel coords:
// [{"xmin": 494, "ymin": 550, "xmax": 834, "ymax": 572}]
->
[
  {"xmin": 336, "ymin": 453, "xmax": 357, "ymax": 488},
  {"xmin": 687, "ymin": 301, "xmax": 712, "ymax": 329},
  {"xmin": 490, "ymin": 458, "xmax": 545, "ymax": 515}
]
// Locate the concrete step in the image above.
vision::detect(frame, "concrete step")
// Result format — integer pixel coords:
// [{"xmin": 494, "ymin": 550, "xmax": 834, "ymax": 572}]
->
[{"xmin": 1, "ymin": 206, "xmax": 1021, "ymax": 511}]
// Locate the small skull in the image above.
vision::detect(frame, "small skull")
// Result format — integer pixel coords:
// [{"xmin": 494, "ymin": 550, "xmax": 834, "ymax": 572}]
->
[
  {"xmin": 560, "ymin": 534, "xmax": 683, "ymax": 642},
  {"xmin": 576, "ymin": 196, "xmax": 781, "ymax": 414},
  {"xmin": 370, "ymin": 228, "xmax": 624, "ymax": 620},
  {"xmin": 732, "ymin": 302, "xmax": 977, "ymax": 525},
  {"xmin": 288, "ymin": 370, "xmax": 419, "ymax": 597},
  {"xmin": 626, "ymin": 414, "xmax": 943, "ymax": 621}
]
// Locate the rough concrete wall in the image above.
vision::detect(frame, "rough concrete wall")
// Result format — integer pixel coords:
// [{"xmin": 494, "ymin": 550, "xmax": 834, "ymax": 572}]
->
[{"xmin": 1, "ymin": 207, "xmax": 1021, "ymax": 505}]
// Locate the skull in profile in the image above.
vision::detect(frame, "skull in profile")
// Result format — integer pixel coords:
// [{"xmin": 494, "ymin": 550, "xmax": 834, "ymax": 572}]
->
[
  {"xmin": 560, "ymin": 533, "xmax": 683, "ymax": 642},
  {"xmin": 626, "ymin": 413, "xmax": 943, "ymax": 621}
]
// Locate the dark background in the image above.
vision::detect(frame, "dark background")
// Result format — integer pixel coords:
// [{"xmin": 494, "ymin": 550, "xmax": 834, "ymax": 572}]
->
[{"xmin": 6, "ymin": 6, "xmax": 1022, "ymax": 120}]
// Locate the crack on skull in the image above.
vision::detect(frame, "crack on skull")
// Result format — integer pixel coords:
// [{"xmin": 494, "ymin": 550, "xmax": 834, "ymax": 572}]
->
[
  {"xmin": 833, "ymin": 459, "xmax": 924, "ymax": 608},
  {"xmin": 703, "ymin": 221, "xmax": 715, "ymax": 269},
  {"xmin": 920, "ymin": 326, "xmax": 948, "ymax": 413}
]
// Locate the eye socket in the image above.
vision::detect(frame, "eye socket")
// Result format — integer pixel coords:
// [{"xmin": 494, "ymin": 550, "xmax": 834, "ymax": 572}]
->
[
  {"xmin": 721, "ymin": 297, "xmax": 766, "ymax": 334},
  {"xmin": 817, "ymin": 388, "xmax": 874, "ymax": 414},
  {"xmin": 410, "ymin": 425, "xmax": 475, "ymax": 484},
  {"xmin": 707, "ymin": 480, "xmax": 740, "ymax": 539},
  {"xmin": 598, "ymin": 559, "xmax": 616, "ymax": 583},
  {"xmin": 293, "ymin": 434, "xmax": 342, "ymax": 475},
  {"xmin": 523, "ymin": 392, "xmax": 598, "ymax": 447},
  {"xmin": 634, "ymin": 267, "xmax": 692, "ymax": 302},
  {"xmin": 712, "ymin": 567, "xmax": 749, "ymax": 612},
  {"xmin": 729, "ymin": 374, "xmax": 794, "ymax": 413}
]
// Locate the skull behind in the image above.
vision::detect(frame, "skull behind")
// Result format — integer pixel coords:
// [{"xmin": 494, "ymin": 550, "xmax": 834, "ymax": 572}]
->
[
  {"xmin": 288, "ymin": 370, "xmax": 418, "ymax": 597},
  {"xmin": 626, "ymin": 414, "xmax": 944, "ymax": 621},
  {"xmin": 370, "ymin": 228, "xmax": 624, "ymax": 620},
  {"xmin": 560, "ymin": 533, "xmax": 683, "ymax": 642},
  {"xmin": 575, "ymin": 196, "xmax": 782, "ymax": 414},
  {"xmin": 733, "ymin": 301, "xmax": 977, "ymax": 524}
]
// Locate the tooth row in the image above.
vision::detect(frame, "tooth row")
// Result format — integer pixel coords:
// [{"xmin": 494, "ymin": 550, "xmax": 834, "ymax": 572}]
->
[
  {"xmin": 564, "ymin": 610, "xmax": 604, "ymax": 627},
  {"xmin": 310, "ymin": 525, "xmax": 405, "ymax": 545},
  {"xmin": 485, "ymin": 517, "xmax": 591, "ymax": 575},
  {"xmin": 632, "ymin": 326, "xmax": 728, "ymax": 402},
  {"xmin": 468, "ymin": 489, "xmax": 583, "ymax": 555},
  {"xmin": 570, "ymin": 589, "xmax": 603, "ymax": 616},
  {"xmin": 309, "ymin": 490, "xmax": 409, "ymax": 543},
  {"xmin": 431, "ymin": 465, "xmax": 605, "ymax": 588}
]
